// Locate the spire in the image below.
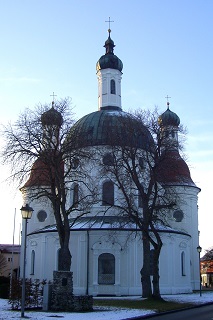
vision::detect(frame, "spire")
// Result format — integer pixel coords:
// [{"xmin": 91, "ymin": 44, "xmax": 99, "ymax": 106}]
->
[
  {"xmin": 96, "ymin": 21, "xmax": 123, "ymax": 111},
  {"xmin": 165, "ymin": 95, "xmax": 171, "ymax": 110},
  {"xmin": 50, "ymin": 92, "xmax": 57, "ymax": 109},
  {"xmin": 104, "ymin": 17, "xmax": 115, "ymax": 54},
  {"xmin": 104, "ymin": 32, "xmax": 115, "ymax": 54},
  {"xmin": 158, "ymin": 98, "xmax": 180, "ymax": 153}
]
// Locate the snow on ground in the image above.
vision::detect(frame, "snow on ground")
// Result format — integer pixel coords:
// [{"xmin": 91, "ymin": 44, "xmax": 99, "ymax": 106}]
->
[{"xmin": 0, "ymin": 292, "xmax": 213, "ymax": 320}]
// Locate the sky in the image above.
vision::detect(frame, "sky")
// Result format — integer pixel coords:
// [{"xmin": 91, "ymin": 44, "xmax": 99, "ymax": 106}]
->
[{"xmin": 0, "ymin": 0, "xmax": 212, "ymax": 255}]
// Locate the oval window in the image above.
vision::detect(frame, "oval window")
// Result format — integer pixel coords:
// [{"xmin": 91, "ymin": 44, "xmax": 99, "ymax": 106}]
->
[{"xmin": 37, "ymin": 210, "xmax": 47, "ymax": 222}]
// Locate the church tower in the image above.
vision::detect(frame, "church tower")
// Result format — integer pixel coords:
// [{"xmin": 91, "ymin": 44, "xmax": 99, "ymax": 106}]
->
[
  {"xmin": 158, "ymin": 100, "xmax": 180, "ymax": 152},
  {"xmin": 41, "ymin": 101, "xmax": 63, "ymax": 150},
  {"xmin": 20, "ymin": 102, "xmax": 63, "ymax": 234},
  {"xmin": 96, "ymin": 28, "xmax": 123, "ymax": 111}
]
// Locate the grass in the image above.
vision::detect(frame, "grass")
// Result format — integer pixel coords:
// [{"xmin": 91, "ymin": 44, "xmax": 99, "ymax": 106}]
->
[{"xmin": 94, "ymin": 297, "xmax": 194, "ymax": 313}]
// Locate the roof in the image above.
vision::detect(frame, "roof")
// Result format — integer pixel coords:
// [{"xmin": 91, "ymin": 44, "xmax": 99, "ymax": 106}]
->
[
  {"xmin": 22, "ymin": 156, "xmax": 64, "ymax": 188},
  {"xmin": 23, "ymin": 158, "xmax": 52, "ymax": 188},
  {"xmin": 68, "ymin": 109, "xmax": 154, "ymax": 150},
  {"xmin": 158, "ymin": 107, "xmax": 180, "ymax": 127},
  {"xmin": 0, "ymin": 244, "xmax": 21, "ymax": 254},
  {"xmin": 156, "ymin": 150, "xmax": 196, "ymax": 187},
  {"xmin": 96, "ymin": 53, "xmax": 123, "ymax": 72},
  {"xmin": 29, "ymin": 216, "xmax": 190, "ymax": 237},
  {"xmin": 96, "ymin": 33, "xmax": 123, "ymax": 72},
  {"xmin": 41, "ymin": 106, "xmax": 63, "ymax": 127}
]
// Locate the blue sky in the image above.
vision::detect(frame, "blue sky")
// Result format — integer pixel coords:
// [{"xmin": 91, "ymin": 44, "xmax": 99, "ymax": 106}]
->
[{"xmin": 0, "ymin": 0, "xmax": 212, "ymax": 254}]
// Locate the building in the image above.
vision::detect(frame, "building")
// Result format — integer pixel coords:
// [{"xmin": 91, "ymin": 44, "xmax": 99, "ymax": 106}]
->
[
  {"xmin": 20, "ymin": 29, "xmax": 201, "ymax": 296},
  {"xmin": 201, "ymin": 249, "xmax": 213, "ymax": 287},
  {"xmin": 0, "ymin": 244, "xmax": 20, "ymax": 278}
]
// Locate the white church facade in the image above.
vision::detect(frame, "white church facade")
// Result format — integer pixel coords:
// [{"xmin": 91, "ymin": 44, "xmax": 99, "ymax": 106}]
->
[{"xmin": 20, "ymin": 30, "xmax": 201, "ymax": 296}]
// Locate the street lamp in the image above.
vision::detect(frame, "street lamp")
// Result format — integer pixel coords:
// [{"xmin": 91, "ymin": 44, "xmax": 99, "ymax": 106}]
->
[
  {"xmin": 197, "ymin": 245, "xmax": 202, "ymax": 297},
  {"xmin": 20, "ymin": 204, "xmax": 34, "ymax": 318}
]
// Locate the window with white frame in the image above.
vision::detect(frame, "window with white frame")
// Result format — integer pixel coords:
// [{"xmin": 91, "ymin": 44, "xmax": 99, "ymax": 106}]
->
[{"xmin": 98, "ymin": 253, "xmax": 115, "ymax": 285}]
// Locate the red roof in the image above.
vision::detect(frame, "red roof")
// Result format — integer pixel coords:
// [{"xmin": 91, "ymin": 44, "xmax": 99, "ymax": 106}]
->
[
  {"xmin": 155, "ymin": 150, "xmax": 196, "ymax": 186},
  {"xmin": 23, "ymin": 157, "xmax": 64, "ymax": 188}
]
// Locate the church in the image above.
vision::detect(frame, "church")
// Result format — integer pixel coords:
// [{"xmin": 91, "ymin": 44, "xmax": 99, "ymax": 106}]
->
[{"xmin": 20, "ymin": 28, "xmax": 201, "ymax": 296}]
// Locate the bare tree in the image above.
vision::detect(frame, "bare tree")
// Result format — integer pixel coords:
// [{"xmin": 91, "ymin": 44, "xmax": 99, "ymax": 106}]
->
[
  {"xmin": 98, "ymin": 107, "xmax": 186, "ymax": 299},
  {"xmin": 1, "ymin": 98, "xmax": 95, "ymax": 272},
  {"xmin": 0, "ymin": 253, "xmax": 7, "ymax": 276}
]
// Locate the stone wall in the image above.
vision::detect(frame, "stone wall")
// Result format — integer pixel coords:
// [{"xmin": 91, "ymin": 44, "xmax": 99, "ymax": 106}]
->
[{"xmin": 50, "ymin": 271, "xmax": 93, "ymax": 312}]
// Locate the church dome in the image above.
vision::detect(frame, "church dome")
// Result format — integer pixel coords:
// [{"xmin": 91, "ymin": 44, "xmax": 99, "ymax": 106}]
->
[
  {"xmin": 41, "ymin": 106, "xmax": 63, "ymax": 127},
  {"xmin": 68, "ymin": 108, "xmax": 153, "ymax": 150},
  {"xmin": 158, "ymin": 107, "xmax": 180, "ymax": 127},
  {"xmin": 155, "ymin": 150, "xmax": 196, "ymax": 187},
  {"xmin": 22, "ymin": 156, "xmax": 64, "ymax": 188},
  {"xmin": 96, "ymin": 53, "xmax": 123, "ymax": 72},
  {"xmin": 96, "ymin": 32, "xmax": 123, "ymax": 72},
  {"xmin": 22, "ymin": 158, "xmax": 52, "ymax": 188}
]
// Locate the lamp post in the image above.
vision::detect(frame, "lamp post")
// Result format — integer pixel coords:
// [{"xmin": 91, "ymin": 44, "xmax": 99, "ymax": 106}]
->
[
  {"xmin": 197, "ymin": 245, "xmax": 202, "ymax": 297},
  {"xmin": 20, "ymin": 204, "xmax": 34, "ymax": 318}
]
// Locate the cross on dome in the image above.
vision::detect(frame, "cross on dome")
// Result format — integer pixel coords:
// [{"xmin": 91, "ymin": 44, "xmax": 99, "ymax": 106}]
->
[
  {"xmin": 165, "ymin": 95, "xmax": 171, "ymax": 109},
  {"xmin": 105, "ymin": 17, "xmax": 114, "ymax": 35},
  {"xmin": 50, "ymin": 92, "xmax": 57, "ymax": 108}
]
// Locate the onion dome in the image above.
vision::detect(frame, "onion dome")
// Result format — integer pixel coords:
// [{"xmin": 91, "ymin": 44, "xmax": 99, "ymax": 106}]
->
[
  {"xmin": 155, "ymin": 150, "xmax": 196, "ymax": 187},
  {"xmin": 96, "ymin": 29, "xmax": 123, "ymax": 72},
  {"xmin": 67, "ymin": 109, "xmax": 153, "ymax": 150},
  {"xmin": 41, "ymin": 104, "xmax": 63, "ymax": 127},
  {"xmin": 158, "ymin": 104, "xmax": 180, "ymax": 127}
]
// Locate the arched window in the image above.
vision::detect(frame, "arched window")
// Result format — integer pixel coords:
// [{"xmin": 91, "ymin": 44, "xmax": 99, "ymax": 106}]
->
[
  {"xmin": 72, "ymin": 183, "xmax": 79, "ymax": 208},
  {"xmin": 98, "ymin": 253, "xmax": 115, "ymax": 284},
  {"xmin": 31, "ymin": 250, "xmax": 35, "ymax": 275},
  {"xmin": 110, "ymin": 79, "xmax": 116, "ymax": 94},
  {"xmin": 102, "ymin": 181, "xmax": 114, "ymax": 206},
  {"xmin": 181, "ymin": 251, "xmax": 186, "ymax": 276}
]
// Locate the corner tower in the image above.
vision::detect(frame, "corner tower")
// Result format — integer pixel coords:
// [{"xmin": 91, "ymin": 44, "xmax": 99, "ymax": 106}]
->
[
  {"xmin": 158, "ymin": 101, "xmax": 180, "ymax": 152},
  {"xmin": 96, "ymin": 28, "xmax": 123, "ymax": 111}
]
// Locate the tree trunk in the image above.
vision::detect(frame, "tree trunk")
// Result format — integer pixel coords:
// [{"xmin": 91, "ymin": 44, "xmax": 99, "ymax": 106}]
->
[
  {"xmin": 58, "ymin": 246, "xmax": 72, "ymax": 271},
  {"xmin": 141, "ymin": 235, "xmax": 152, "ymax": 298},
  {"xmin": 152, "ymin": 247, "xmax": 162, "ymax": 299}
]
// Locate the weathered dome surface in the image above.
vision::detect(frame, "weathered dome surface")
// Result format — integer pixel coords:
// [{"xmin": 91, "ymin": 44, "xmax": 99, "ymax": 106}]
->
[
  {"xmin": 96, "ymin": 34, "xmax": 123, "ymax": 72},
  {"xmin": 68, "ymin": 108, "xmax": 154, "ymax": 150},
  {"xmin": 155, "ymin": 150, "xmax": 196, "ymax": 187},
  {"xmin": 96, "ymin": 53, "xmax": 123, "ymax": 72},
  {"xmin": 41, "ymin": 107, "xmax": 63, "ymax": 127},
  {"xmin": 158, "ymin": 108, "xmax": 180, "ymax": 127}
]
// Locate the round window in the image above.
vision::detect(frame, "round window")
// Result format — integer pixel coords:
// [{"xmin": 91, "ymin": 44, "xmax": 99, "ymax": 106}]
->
[
  {"xmin": 173, "ymin": 210, "xmax": 184, "ymax": 222},
  {"xmin": 37, "ymin": 210, "xmax": 47, "ymax": 222},
  {"xmin": 103, "ymin": 153, "xmax": 114, "ymax": 166}
]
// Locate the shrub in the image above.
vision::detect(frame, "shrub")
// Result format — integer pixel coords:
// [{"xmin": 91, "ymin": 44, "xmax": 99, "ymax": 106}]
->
[
  {"xmin": 8, "ymin": 278, "xmax": 47, "ymax": 310},
  {"xmin": 0, "ymin": 276, "xmax": 10, "ymax": 299}
]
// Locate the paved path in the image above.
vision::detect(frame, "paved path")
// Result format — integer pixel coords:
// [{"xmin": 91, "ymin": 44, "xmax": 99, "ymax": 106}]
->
[{"xmin": 128, "ymin": 304, "xmax": 213, "ymax": 320}]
